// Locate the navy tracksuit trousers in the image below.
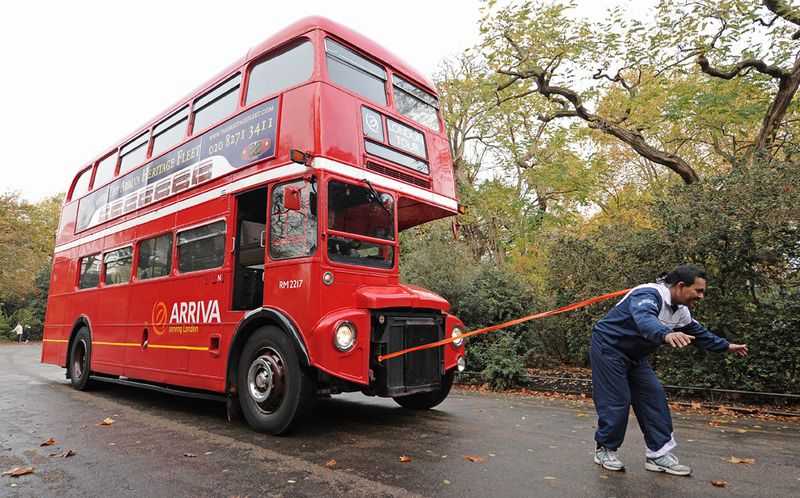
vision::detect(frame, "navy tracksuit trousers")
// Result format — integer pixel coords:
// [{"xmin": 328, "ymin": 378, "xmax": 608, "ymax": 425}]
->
[{"xmin": 590, "ymin": 333, "xmax": 674, "ymax": 456}]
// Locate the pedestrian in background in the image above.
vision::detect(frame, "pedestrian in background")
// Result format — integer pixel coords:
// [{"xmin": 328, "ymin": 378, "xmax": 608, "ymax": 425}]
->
[
  {"xmin": 590, "ymin": 265, "xmax": 748, "ymax": 475},
  {"xmin": 13, "ymin": 323, "xmax": 23, "ymax": 343}
]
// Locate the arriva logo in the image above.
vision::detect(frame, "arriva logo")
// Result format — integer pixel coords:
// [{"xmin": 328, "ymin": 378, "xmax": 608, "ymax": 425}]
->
[
  {"xmin": 170, "ymin": 299, "xmax": 221, "ymax": 324},
  {"xmin": 152, "ymin": 301, "xmax": 168, "ymax": 336},
  {"xmin": 152, "ymin": 299, "xmax": 221, "ymax": 335}
]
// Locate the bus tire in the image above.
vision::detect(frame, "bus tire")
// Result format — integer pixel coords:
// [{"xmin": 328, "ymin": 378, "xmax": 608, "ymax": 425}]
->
[
  {"xmin": 237, "ymin": 326, "xmax": 317, "ymax": 435},
  {"xmin": 68, "ymin": 327, "xmax": 96, "ymax": 390},
  {"xmin": 393, "ymin": 369, "xmax": 454, "ymax": 410}
]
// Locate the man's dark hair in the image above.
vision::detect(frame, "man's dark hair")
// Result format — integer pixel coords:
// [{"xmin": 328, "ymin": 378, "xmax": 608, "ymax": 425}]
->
[{"xmin": 659, "ymin": 264, "xmax": 707, "ymax": 286}]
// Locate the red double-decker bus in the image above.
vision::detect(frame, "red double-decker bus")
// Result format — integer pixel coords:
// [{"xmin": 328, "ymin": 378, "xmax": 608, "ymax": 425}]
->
[{"xmin": 42, "ymin": 17, "xmax": 466, "ymax": 434}]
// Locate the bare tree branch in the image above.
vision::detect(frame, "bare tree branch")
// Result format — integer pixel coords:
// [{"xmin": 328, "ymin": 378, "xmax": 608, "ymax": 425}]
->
[{"xmin": 698, "ymin": 56, "xmax": 787, "ymax": 79}]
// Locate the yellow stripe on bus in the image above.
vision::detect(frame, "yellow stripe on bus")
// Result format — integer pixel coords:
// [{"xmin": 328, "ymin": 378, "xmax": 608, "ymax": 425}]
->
[
  {"xmin": 44, "ymin": 339, "xmax": 208, "ymax": 352},
  {"xmin": 93, "ymin": 341, "xmax": 209, "ymax": 351},
  {"xmin": 93, "ymin": 341, "xmax": 140, "ymax": 347}
]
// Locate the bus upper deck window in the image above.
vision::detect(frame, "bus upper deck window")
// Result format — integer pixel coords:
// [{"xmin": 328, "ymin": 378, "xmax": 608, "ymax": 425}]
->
[
  {"xmin": 325, "ymin": 38, "xmax": 387, "ymax": 105},
  {"xmin": 392, "ymin": 75, "xmax": 440, "ymax": 131},
  {"xmin": 152, "ymin": 107, "xmax": 189, "ymax": 158},
  {"xmin": 192, "ymin": 74, "xmax": 241, "ymax": 134},
  {"xmin": 246, "ymin": 41, "xmax": 314, "ymax": 105},
  {"xmin": 119, "ymin": 133, "xmax": 149, "ymax": 174},
  {"xmin": 70, "ymin": 168, "xmax": 92, "ymax": 201},
  {"xmin": 93, "ymin": 153, "xmax": 118, "ymax": 189}
]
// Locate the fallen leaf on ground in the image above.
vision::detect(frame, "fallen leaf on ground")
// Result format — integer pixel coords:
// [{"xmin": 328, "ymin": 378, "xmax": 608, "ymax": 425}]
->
[
  {"xmin": 399, "ymin": 455, "xmax": 411, "ymax": 463},
  {"xmin": 723, "ymin": 456, "xmax": 755, "ymax": 464},
  {"xmin": 708, "ymin": 419, "xmax": 730, "ymax": 426},
  {"xmin": 463, "ymin": 455, "xmax": 487, "ymax": 463},
  {"xmin": 2, "ymin": 466, "xmax": 35, "ymax": 477},
  {"xmin": 544, "ymin": 476, "xmax": 556, "ymax": 480},
  {"xmin": 101, "ymin": 418, "xmax": 115, "ymax": 425},
  {"xmin": 183, "ymin": 453, "xmax": 197, "ymax": 458},
  {"xmin": 287, "ymin": 479, "xmax": 296, "ymax": 484},
  {"xmin": 325, "ymin": 459, "xmax": 337, "ymax": 468},
  {"xmin": 204, "ymin": 451, "xmax": 212, "ymax": 455},
  {"xmin": 443, "ymin": 480, "xmax": 450, "ymax": 485},
  {"xmin": 40, "ymin": 438, "xmax": 58, "ymax": 446},
  {"xmin": 736, "ymin": 428, "xmax": 749, "ymax": 433},
  {"xmin": 576, "ymin": 413, "xmax": 589, "ymax": 418},
  {"xmin": 710, "ymin": 480, "xmax": 729, "ymax": 487},
  {"xmin": 50, "ymin": 450, "xmax": 76, "ymax": 458}
]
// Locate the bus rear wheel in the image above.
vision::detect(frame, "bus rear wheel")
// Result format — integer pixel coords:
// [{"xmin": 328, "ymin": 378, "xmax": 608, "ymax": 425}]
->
[
  {"xmin": 68, "ymin": 327, "xmax": 97, "ymax": 390},
  {"xmin": 237, "ymin": 326, "xmax": 316, "ymax": 435},
  {"xmin": 393, "ymin": 369, "xmax": 454, "ymax": 410}
]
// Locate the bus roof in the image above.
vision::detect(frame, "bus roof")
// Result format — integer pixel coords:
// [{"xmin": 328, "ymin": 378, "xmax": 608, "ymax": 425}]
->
[
  {"xmin": 247, "ymin": 16, "xmax": 437, "ymax": 91},
  {"xmin": 79, "ymin": 16, "xmax": 437, "ymax": 177}
]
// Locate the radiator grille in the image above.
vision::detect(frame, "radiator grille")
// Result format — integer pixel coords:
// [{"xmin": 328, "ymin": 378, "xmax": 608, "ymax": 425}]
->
[{"xmin": 372, "ymin": 314, "xmax": 442, "ymax": 396}]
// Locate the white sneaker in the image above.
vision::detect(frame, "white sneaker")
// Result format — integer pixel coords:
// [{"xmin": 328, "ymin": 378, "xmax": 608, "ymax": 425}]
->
[
  {"xmin": 645, "ymin": 452, "xmax": 691, "ymax": 476},
  {"xmin": 594, "ymin": 447, "xmax": 625, "ymax": 471}
]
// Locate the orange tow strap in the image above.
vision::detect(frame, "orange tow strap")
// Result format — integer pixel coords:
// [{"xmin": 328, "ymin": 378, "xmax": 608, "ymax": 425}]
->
[{"xmin": 377, "ymin": 288, "xmax": 632, "ymax": 362}]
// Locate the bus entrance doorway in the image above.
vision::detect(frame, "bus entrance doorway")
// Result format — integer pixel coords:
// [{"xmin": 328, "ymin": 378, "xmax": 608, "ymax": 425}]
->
[{"xmin": 233, "ymin": 188, "xmax": 267, "ymax": 310}]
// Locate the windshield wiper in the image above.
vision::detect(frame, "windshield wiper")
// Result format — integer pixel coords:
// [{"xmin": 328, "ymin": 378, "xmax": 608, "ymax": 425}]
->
[{"xmin": 363, "ymin": 179, "xmax": 391, "ymax": 214}]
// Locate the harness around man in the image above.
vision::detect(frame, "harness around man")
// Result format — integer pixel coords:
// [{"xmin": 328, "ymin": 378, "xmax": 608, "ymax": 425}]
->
[{"xmin": 590, "ymin": 265, "xmax": 749, "ymax": 475}]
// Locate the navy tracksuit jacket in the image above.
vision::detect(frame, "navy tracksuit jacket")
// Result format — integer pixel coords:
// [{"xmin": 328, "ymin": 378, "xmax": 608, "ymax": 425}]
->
[{"xmin": 591, "ymin": 283, "xmax": 729, "ymax": 458}]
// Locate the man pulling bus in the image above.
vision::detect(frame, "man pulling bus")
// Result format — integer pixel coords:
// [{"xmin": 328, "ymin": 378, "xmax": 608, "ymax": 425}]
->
[{"xmin": 590, "ymin": 265, "xmax": 749, "ymax": 475}]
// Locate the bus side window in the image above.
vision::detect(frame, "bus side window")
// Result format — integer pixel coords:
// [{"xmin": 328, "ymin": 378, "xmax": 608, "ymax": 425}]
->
[
  {"xmin": 103, "ymin": 246, "xmax": 133, "ymax": 285},
  {"xmin": 78, "ymin": 254, "xmax": 101, "ymax": 289},
  {"xmin": 177, "ymin": 221, "xmax": 226, "ymax": 273},
  {"xmin": 137, "ymin": 233, "xmax": 173, "ymax": 280},
  {"xmin": 269, "ymin": 180, "xmax": 317, "ymax": 260}
]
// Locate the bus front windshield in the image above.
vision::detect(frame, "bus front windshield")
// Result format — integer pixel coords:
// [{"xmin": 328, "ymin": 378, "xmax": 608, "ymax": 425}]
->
[{"xmin": 327, "ymin": 180, "xmax": 394, "ymax": 269}]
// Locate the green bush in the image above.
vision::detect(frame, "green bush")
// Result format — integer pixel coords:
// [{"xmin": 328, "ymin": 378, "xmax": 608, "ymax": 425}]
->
[{"xmin": 468, "ymin": 331, "xmax": 528, "ymax": 390}]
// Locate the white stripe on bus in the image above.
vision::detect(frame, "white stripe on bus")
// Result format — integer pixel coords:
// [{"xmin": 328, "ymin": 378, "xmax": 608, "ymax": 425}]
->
[
  {"xmin": 54, "ymin": 158, "xmax": 457, "ymax": 254},
  {"xmin": 314, "ymin": 157, "xmax": 458, "ymax": 210}
]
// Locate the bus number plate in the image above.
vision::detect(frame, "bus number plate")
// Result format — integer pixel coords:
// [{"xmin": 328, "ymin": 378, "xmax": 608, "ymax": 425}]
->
[{"xmin": 278, "ymin": 279, "xmax": 303, "ymax": 289}]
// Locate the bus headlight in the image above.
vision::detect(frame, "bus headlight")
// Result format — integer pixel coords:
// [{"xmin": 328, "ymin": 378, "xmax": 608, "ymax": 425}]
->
[
  {"xmin": 334, "ymin": 321, "xmax": 357, "ymax": 352},
  {"xmin": 451, "ymin": 325, "xmax": 464, "ymax": 347}
]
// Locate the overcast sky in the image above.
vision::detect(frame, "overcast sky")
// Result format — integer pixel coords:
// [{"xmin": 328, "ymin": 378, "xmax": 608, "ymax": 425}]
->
[{"xmin": 1, "ymin": 0, "xmax": 652, "ymax": 202}]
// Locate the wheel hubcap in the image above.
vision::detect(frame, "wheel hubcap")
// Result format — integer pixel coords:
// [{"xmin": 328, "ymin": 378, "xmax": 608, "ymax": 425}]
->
[
  {"xmin": 73, "ymin": 340, "xmax": 87, "ymax": 378},
  {"xmin": 247, "ymin": 348, "xmax": 286, "ymax": 413}
]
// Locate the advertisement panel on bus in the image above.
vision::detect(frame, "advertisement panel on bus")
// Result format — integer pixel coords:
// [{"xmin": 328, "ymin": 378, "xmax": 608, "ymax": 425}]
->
[{"xmin": 77, "ymin": 98, "xmax": 279, "ymax": 232}]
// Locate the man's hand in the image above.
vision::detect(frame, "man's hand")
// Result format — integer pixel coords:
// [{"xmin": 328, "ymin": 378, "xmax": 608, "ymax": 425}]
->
[
  {"xmin": 665, "ymin": 332, "xmax": 694, "ymax": 348},
  {"xmin": 728, "ymin": 343, "xmax": 749, "ymax": 357}
]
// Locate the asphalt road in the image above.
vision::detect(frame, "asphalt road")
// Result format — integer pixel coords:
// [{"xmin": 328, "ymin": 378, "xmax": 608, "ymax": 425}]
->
[{"xmin": 1, "ymin": 343, "xmax": 798, "ymax": 497}]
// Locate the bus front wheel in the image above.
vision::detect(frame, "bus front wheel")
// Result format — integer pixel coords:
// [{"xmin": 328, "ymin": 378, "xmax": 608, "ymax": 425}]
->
[
  {"xmin": 68, "ymin": 327, "xmax": 97, "ymax": 390},
  {"xmin": 237, "ymin": 326, "xmax": 316, "ymax": 435},
  {"xmin": 393, "ymin": 369, "xmax": 454, "ymax": 410}
]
